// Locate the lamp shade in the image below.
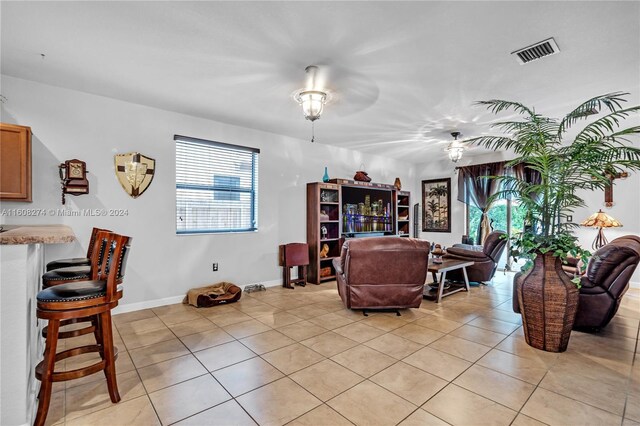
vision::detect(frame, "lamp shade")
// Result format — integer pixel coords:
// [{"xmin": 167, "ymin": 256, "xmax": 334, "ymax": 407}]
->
[
  {"xmin": 580, "ymin": 209, "xmax": 622, "ymax": 228},
  {"xmin": 296, "ymin": 90, "xmax": 326, "ymax": 121}
]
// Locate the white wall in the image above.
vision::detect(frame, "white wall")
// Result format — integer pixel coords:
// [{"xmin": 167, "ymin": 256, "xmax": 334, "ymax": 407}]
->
[
  {"xmin": 0, "ymin": 75, "xmax": 417, "ymax": 308},
  {"xmin": 416, "ymin": 152, "xmax": 640, "ymax": 283}
]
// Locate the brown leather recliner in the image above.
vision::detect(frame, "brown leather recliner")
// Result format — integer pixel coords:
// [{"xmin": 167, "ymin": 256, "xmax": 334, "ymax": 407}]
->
[
  {"xmin": 513, "ymin": 235, "xmax": 640, "ymax": 330},
  {"xmin": 332, "ymin": 237, "xmax": 430, "ymax": 310},
  {"xmin": 443, "ymin": 231, "xmax": 507, "ymax": 283}
]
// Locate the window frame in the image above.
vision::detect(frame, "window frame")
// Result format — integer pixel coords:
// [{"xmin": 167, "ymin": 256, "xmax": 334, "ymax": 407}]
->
[{"xmin": 174, "ymin": 135, "xmax": 260, "ymax": 235}]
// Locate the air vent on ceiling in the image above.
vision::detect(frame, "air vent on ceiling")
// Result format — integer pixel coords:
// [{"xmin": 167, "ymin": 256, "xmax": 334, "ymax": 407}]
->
[{"xmin": 512, "ymin": 38, "xmax": 560, "ymax": 64}]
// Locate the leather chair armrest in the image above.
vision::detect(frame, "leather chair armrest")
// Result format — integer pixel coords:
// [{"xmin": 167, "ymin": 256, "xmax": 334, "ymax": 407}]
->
[
  {"xmin": 445, "ymin": 247, "xmax": 488, "ymax": 259},
  {"xmin": 580, "ymin": 275, "xmax": 596, "ymax": 289},
  {"xmin": 452, "ymin": 243, "xmax": 484, "ymax": 252},
  {"xmin": 332, "ymin": 257, "xmax": 343, "ymax": 276}
]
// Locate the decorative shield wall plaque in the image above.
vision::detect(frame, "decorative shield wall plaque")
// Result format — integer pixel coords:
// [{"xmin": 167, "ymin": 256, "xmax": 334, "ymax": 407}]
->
[{"xmin": 114, "ymin": 152, "xmax": 155, "ymax": 198}]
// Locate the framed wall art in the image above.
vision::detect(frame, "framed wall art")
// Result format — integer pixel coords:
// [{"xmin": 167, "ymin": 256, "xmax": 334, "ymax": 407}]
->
[{"xmin": 422, "ymin": 178, "xmax": 451, "ymax": 232}]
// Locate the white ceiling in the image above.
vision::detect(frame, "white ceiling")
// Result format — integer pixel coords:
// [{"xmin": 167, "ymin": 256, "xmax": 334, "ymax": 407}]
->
[{"xmin": 2, "ymin": 1, "xmax": 639, "ymax": 163}]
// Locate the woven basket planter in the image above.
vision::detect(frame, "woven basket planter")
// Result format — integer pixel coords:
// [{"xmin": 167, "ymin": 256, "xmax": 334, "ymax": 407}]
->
[{"xmin": 515, "ymin": 251, "xmax": 579, "ymax": 352}]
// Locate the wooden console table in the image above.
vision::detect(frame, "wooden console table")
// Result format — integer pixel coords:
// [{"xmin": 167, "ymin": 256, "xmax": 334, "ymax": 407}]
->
[{"xmin": 423, "ymin": 259, "xmax": 473, "ymax": 303}]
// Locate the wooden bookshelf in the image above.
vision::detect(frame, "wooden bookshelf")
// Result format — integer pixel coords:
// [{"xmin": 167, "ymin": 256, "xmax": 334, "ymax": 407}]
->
[
  {"xmin": 396, "ymin": 191, "xmax": 411, "ymax": 237},
  {"xmin": 307, "ymin": 181, "xmax": 411, "ymax": 284}
]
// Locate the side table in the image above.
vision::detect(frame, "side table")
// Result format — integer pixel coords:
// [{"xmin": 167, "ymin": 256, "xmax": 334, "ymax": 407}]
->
[{"xmin": 423, "ymin": 259, "xmax": 474, "ymax": 303}]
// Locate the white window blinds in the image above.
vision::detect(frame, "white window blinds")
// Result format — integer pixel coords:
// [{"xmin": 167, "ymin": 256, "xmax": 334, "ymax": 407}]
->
[{"xmin": 175, "ymin": 135, "xmax": 259, "ymax": 234}]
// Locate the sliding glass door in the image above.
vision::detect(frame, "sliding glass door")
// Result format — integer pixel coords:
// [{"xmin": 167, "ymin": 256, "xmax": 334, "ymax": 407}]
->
[{"xmin": 466, "ymin": 200, "xmax": 527, "ymax": 270}]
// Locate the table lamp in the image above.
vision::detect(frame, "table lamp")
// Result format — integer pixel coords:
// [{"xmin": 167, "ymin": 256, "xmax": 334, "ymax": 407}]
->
[{"xmin": 580, "ymin": 209, "xmax": 622, "ymax": 250}]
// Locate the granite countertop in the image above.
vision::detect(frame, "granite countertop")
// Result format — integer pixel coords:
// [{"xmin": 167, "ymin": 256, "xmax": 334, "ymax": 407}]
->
[{"xmin": 0, "ymin": 225, "xmax": 76, "ymax": 245}]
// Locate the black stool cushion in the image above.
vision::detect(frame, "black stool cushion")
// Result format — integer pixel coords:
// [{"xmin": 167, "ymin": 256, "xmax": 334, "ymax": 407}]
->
[
  {"xmin": 46, "ymin": 257, "xmax": 91, "ymax": 272},
  {"xmin": 42, "ymin": 266, "xmax": 91, "ymax": 286},
  {"xmin": 37, "ymin": 281, "xmax": 122, "ymax": 303}
]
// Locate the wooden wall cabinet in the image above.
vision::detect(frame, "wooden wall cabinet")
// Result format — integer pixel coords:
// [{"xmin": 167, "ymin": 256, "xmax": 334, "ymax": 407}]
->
[
  {"xmin": 0, "ymin": 123, "xmax": 32, "ymax": 202},
  {"xmin": 307, "ymin": 180, "xmax": 411, "ymax": 284}
]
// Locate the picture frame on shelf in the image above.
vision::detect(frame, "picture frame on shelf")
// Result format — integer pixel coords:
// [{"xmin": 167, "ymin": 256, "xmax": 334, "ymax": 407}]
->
[{"xmin": 422, "ymin": 178, "xmax": 451, "ymax": 232}]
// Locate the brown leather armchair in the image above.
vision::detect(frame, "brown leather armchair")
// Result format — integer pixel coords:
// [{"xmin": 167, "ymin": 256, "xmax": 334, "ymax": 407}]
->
[
  {"xmin": 513, "ymin": 235, "xmax": 640, "ymax": 330},
  {"xmin": 574, "ymin": 235, "xmax": 640, "ymax": 330},
  {"xmin": 443, "ymin": 231, "xmax": 507, "ymax": 283},
  {"xmin": 332, "ymin": 237, "xmax": 430, "ymax": 310}
]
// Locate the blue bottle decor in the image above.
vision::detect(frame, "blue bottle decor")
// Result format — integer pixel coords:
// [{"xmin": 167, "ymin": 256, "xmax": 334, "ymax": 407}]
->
[{"xmin": 322, "ymin": 167, "xmax": 330, "ymax": 182}]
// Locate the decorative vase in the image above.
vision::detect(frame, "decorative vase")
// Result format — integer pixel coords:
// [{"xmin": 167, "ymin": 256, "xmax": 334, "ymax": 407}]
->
[
  {"xmin": 322, "ymin": 167, "xmax": 330, "ymax": 183},
  {"xmin": 515, "ymin": 251, "xmax": 579, "ymax": 352},
  {"xmin": 394, "ymin": 177, "xmax": 402, "ymax": 190}
]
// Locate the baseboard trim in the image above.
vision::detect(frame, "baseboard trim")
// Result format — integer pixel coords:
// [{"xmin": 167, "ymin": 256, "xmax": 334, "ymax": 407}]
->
[{"xmin": 112, "ymin": 279, "xmax": 283, "ymax": 314}]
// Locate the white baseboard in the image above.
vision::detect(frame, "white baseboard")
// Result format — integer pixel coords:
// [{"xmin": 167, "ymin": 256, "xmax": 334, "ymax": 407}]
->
[{"xmin": 112, "ymin": 279, "xmax": 283, "ymax": 314}]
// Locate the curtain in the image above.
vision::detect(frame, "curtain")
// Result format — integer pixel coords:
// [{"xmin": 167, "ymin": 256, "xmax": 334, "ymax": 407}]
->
[{"xmin": 457, "ymin": 161, "xmax": 506, "ymax": 244}]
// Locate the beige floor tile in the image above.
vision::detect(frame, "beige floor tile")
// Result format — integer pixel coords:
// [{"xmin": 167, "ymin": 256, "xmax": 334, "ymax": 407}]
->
[
  {"xmin": 398, "ymin": 408, "xmax": 449, "ymax": 426},
  {"xmin": 494, "ymin": 335, "xmax": 560, "ymax": 366},
  {"xmin": 120, "ymin": 327, "xmax": 176, "ymax": 350},
  {"xmin": 538, "ymin": 357, "xmax": 629, "ymax": 415},
  {"xmin": 624, "ymin": 420, "xmax": 640, "ymax": 426},
  {"xmin": 112, "ymin": 309, "xmax": 156, "ymax": 326},
  {"xmin": 152, "ymin": 303, "xmax": 195, "ymax": 316},
  {"xmin": 237, "ymin": 303, "xmax": 283, "ymax": 318},
  {"xmin": 116, "ymin": 316, "xmax": 167, "ymax": 336},
  {"xmin": 414, "ymin": 316, "xmax": 463, "ymax": 334},
  {"xmin": 477, "ymin": 349, "xmax": 551, "ymax": 385},
  {"xmin": 138, "ymin": 354, "xmax": 208, "ymax": 392},
  {"xmin": 290, "ymin": 359, "xmax": 364, "ymax": 401},
  {"xmin": 174, "ymin": 400, "xmax": 257, "ymax": 425},
  {"xmin": 423, "ymin": 384, "xmax": 517, "ymax": 425},
  {"xmin": 391, "ymin": 323, "xmax": 446, "ymax": 345},
  {"xmin": 307, "ymin": 312, "xmax": 355, "ymax": 330},
  {"xmin": 239, "ymin": 330, "xmax": 296, "ymax": 354},
  {"xmin": 129, "ymin": 338, "xmax": 189, "ymax": 368},
  {"xmin": 300, "ymin": 331, "xmax": 359, "ymax": 357},
  {"xmin": 364, "ymin": 333, "xmax": 424, "ymax": 360},
  {"xmin": 361, "ymin": 314, "xmax": 407, "ymax": 331},
  {"xmin": 333, "ymin": 322, "xmax": 386, "ymax": 343},
  {"xmin": 206, "ymin": 310, "xmax": 253, "ymax": 327},
  {"xmin": 255, "ymin": 311, "xmax": 304, "ymax": 328},
  {"xmin": 286, "ymin": 305, "xmax": 331, "ymax": 319},
  {"xmin": 483, "ymin": 309, "xmax": 523, "ymax": 325},
  {"xmin": 179, "ymin": 328, "xmax": 235, "ymax": 352},
  {"xmin": 521, "ymin": 387, "xmax": 622, "ymax": 425},
  {"xmin": 65, "ymin": 370, "xmax": 145, "ymax": 420},
  {"xmin": 404, "ymin": 347, "xmax": 472, "ymax": 382},
  {"xmin": 371, "ymin": 362, "xmax": 448, "ymax": 406},
  {"xmin": 454, "ymin": 364, "xmax": 535, "ymax": 411},
  {"xmin": 627, "ymin": 393, "xmax": 640, "ymax": 423},
  {"xmin": 168, "ymin": 317, "xmax": 218, "ymax": 338},
  {"xmin": 261, "ymin": 343, "xmax": 325, "ymax": 375},
  {"xmin": 429, "ymin": 334, "xmax": 491, "ymax": 362},
  {"xmin": 449, "ymin": 324, "xmax": 508, "ymax": 347},
  {"xmin": 157, "ymin": 309, "xmax": 203, "ymax": 326},
  {"xmin": 287, "ymin": 404, "xmax": 353, "ymax": 426},
  {"xmin": 65, "ymin": 395, "xmax": 160, "ymax": 426},
  {"xmin": 327, "ymin": 380, "xmax": 417, "ymax": 426},
  {"xmin": 236, "ymin": 377, "xmax": 321, "ymax": 425},
  {"xmin": 276, "ymin": 320, "xmax": 329, "ymax": 341},
  {"xmin": 511, "ymin": 414, "xmax": 547, "ymax": 426},
  {"xmin": 213, "ymin": 356, "xmax": 284, "ymax": 397},
  {"xmin": 149, "ymin": 374, "xmax": 231, "ymax": 425},
  {"xmin": 330, "ymin": 345, "xmax": 396, "ymax": 378},
  {"xmin": 468, "ymin": 317, "xmax": 520, "ymax": 335},
  {"xmin": 222, "ymin": 319, "xmax": 272, "ymax": 339},
  {"xmin": 44, "ymin": 391, "xmax": 65, "ymax": 426},
  {"xmin": 194, "ymin": 341, "xmax": 257, "ymax": 372}
]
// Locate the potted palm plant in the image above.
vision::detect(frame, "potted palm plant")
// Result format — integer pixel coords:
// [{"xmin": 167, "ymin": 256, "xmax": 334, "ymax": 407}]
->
[{"xmin": 468, "ymin": 92, "xmax": 640, "ymax": 352}]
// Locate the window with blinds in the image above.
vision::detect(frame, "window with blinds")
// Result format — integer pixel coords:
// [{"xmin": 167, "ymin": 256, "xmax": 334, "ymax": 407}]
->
[{"xmin": 175, "ymin": 135, "xmax": 259, "ymax": 234}]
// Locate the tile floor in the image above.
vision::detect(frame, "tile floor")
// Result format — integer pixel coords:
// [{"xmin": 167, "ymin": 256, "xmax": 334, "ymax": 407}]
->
[{"xmin": 44, "ymin": 273, "xmax": 640, "ymax": 425}]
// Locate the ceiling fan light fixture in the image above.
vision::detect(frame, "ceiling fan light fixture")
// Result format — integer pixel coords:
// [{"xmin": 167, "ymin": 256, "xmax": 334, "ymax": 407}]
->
[
  {"xmin": 294, "ymin": 90, "xmax": 326, "ymax": 122},
  {"xmin": 446, "ymin": 131, "xmax": 465, "ymax": 163},
  {"xmin": 293, "ymin": 65, "xmax": 329, "ymax": 142}
]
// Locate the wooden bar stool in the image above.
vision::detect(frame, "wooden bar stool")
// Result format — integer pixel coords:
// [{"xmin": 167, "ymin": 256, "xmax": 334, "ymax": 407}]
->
[
  {"xmin": 46, "ymin": 227, "xmax": 107, "ymax": 271},
  {"xmin": 41, "ymin": 229, "xmax": 111, "ymax": 340},
  {"xmin": 34, "ymin": 232, "xmax": 132, "ymax": 426},
  {"xmin": 280, "ymin": 243, "xmax": 309, "ymax": 289}
]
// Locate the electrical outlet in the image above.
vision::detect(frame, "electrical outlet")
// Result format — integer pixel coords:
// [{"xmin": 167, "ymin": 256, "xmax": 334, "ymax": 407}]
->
[
  {"xmin": 567, "ymin": 215, "xmax": 573, "ymax": 223},
  {"xmin": 212, "ymin": 263, "xmax": 218, "ymax": 272}
]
